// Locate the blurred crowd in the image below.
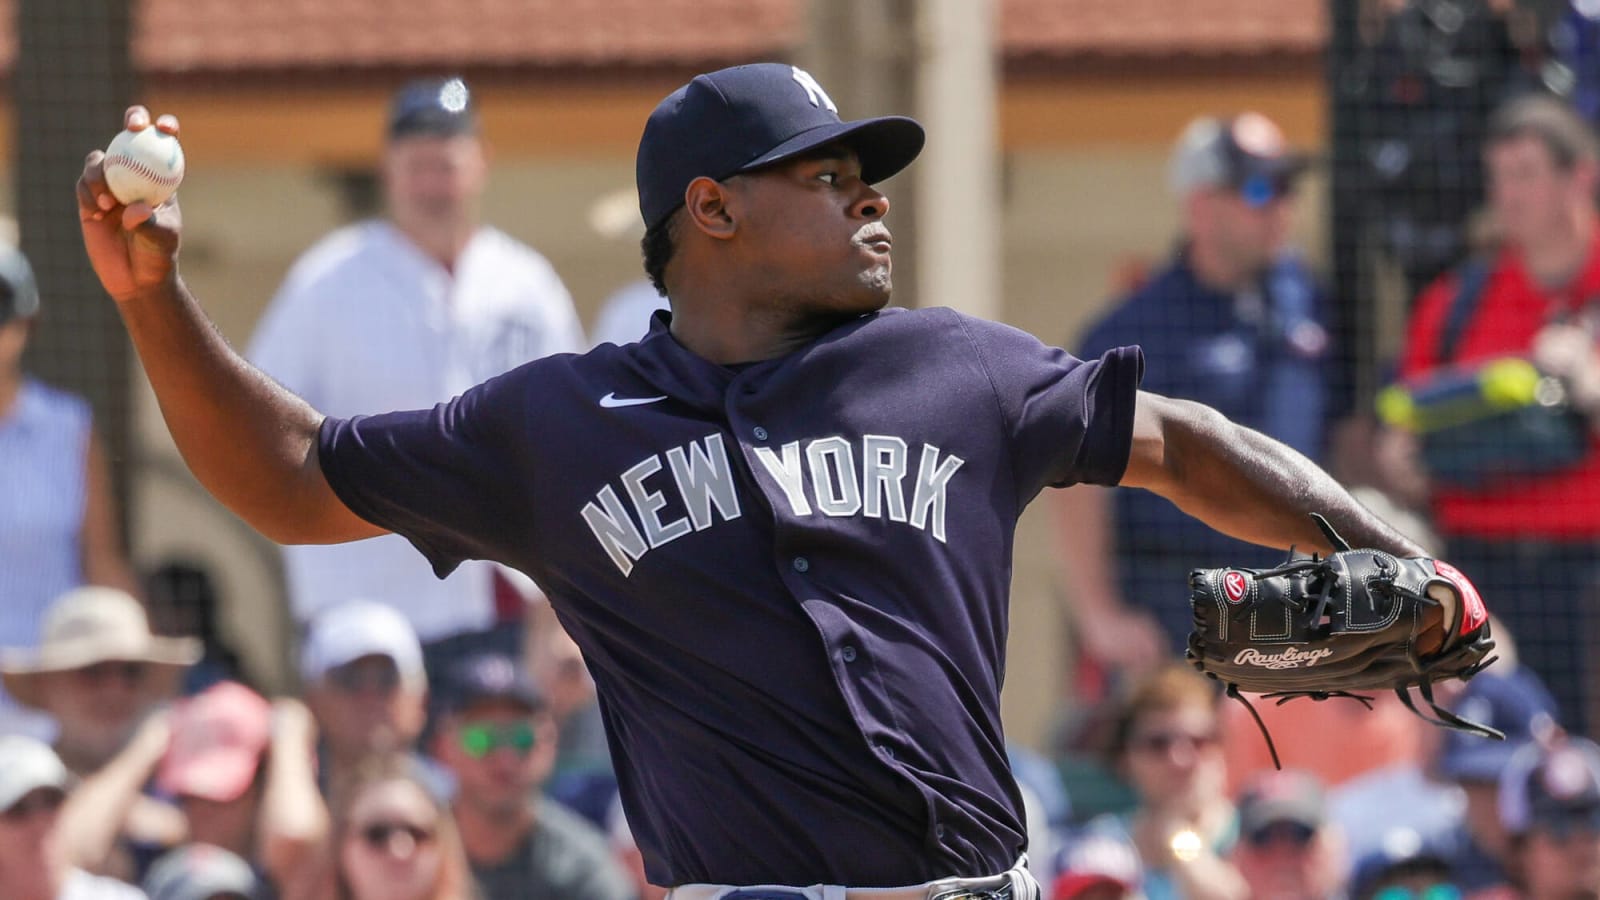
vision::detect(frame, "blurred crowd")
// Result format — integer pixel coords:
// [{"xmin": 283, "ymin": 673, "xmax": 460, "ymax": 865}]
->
[{"xmin": 11, "ymin": 1, "xmax": 1600, "ymax": 898}]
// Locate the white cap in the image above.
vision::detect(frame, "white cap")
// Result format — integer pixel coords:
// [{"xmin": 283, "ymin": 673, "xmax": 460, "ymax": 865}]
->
[
  {"xmin": 0, "ymin": 735, "xmax": 69, "ymax": 812},
  {"xmin": 300, "ymin": 600, "xmax": 425, "ymax": 684},
  {"xmin": 1168, "ymin": 112, "xmax": 1306, "ymax": 201}
]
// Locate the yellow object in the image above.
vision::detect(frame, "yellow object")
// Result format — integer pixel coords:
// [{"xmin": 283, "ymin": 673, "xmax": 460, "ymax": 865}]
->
[
  {"xmin": 1375, "ymin": 384, "xmax": 1417, "ymax": 430},
  {"xmin": 1477, "ymin": 358, "xmax": 1541, "ymax": 408}
]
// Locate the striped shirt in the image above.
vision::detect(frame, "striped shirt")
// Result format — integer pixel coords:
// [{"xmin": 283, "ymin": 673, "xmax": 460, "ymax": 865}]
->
[
  {"xmin": 0, "ymin": 378, "xmax": 90, "ymax": 738},
  {"xmin": 0, "ymin": 378, "xmax": 90, "ymax": 647}
]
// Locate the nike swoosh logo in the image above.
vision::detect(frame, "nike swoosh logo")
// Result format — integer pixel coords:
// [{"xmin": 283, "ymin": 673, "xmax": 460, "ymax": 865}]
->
[{"xmin": 599, "ymin": 392, "xmax": 668, "ymax": 409}]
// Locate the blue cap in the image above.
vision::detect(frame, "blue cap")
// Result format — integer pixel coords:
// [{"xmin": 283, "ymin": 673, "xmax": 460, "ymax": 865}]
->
[
  {"xmin": 388, "ymin": 77, "xmax": 478, "ymax": 139},
  {"xmin": 1500, "ymin": 737, "xmax": 1600, "ymax": 835},
  {"xmin": 635, "ymin": 63, "xmax": 925, "ymax": 230},
  {"xmin": 1435, "ymin": 669, "xmax": 1559, "ymax": 784},
  {"xmin": 444, "ymin": 652, "xmax": 545, "ymax": 715}
]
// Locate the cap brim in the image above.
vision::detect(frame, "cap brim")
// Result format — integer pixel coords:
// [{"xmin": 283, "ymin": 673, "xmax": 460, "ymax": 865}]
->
[
  {"xmin": 736, "ymin": 115, "xmax": 926, "ymax": 185},
  {"xmin": 1241, "ymin": 802, "xmax": 1322, "ymax": 834},
  {"xmin": 1438, "ymin": 744, "xmax": 1520, "ymax": 783},
  {"xmin": 157, "ymin": 749, "xmax": 263, "ymax": 802}
]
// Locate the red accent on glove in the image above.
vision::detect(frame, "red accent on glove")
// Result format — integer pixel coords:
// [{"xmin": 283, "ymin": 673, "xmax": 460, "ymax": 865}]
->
[{"xmin": 1434, "ymin": 560, "xmax": 1488, "ymax": 635}]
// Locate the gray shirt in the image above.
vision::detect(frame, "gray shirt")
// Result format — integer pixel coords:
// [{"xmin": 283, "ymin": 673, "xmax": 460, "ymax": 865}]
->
[{"xmin": 471, "ymin": 799, "xmax": 635, "ymax": 900}]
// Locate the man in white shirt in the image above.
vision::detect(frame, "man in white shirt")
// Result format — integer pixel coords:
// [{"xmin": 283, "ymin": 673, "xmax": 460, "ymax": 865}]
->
[
  {"xmin": 248, "ymin": 77, "xmax": 585, "ymax": 685},
  {"xmin": 0, "ymin": 735, "xmax": 146, "ymax": 899}
]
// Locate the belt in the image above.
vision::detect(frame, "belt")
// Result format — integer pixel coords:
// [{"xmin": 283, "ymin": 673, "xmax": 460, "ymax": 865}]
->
[{"xmin": 665, "ymin": 857, "xmax": 1039, "ymax": 900}]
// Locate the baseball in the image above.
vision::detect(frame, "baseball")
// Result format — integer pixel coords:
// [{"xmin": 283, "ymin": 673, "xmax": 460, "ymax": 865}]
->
[{"xmin": 103, "ymin": 126, "xmax": 185, "ymax": 207}]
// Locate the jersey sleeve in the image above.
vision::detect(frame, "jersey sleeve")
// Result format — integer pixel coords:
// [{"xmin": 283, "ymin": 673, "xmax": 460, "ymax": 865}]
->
[
  {"xmin": 958, "ymin": 315, "xmax": 1144, "ymax": 496},
  {"xmin": 317, "ymin": 367, "xmax": 534, "ymax": 579}
]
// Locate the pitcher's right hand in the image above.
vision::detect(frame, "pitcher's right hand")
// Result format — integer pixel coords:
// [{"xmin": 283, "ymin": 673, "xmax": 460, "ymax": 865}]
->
[{"xmin": 76, "ymin": 105, "xmax": 182, "ymax": 304}]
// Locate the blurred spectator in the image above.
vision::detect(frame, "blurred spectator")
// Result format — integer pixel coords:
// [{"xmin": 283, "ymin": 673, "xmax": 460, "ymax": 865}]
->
[
  {"xmin": 1080, "ymin": 664, "xmax": 1248, "ymax": 900},
  {"xmin": 1394, "ymin": 93, "xmax": 1600, "ymax": 737},
  {"xmin": 1348, "ymin": 827, "xmax": 1459, "ymax": 900},
  {"xmin": 143, "ymin": 561, "xmax": 249, "ymax": 695},
  {"xmin": 154, "ymin": 684, "xmax": 326, "ymax": 891},
  {"xmin": 246, "ymin": 75, "xmax": 585, "ymax": 701},
  {"xmin": 157, "ymin": 684, "xmax": 272, "ymax": 861},
  {"xmin": 1229, "ymin": 769, "xmax": 1347, "ymax": 900},
  {"xmin": 0, "ymin": 734, "xmax": 146, "ymax": 899},
  {"xmin": 299, "ymin": 602, "xmax": 430, "ymax": 799},
  {"xmin": 429, "ymin": 652, "xmax": 631, "ymax": 900},
  {"xmin": 526, "ymin": 615, "xmax": 613, "ymax": 827},
  {"xmin": 1432, "ymin": 667, "xmax": 1560, "ymax": 892},
  {"xmin": 1050, "ymin": 829, "xmax": 1139, "ymax": 900},
  {"xmin": 1483, "ymin": 736, "xmax": 1600, "ymax": 899},
  {"xmin": 1, "ymin": 586, "xmax": 197, "ymax": 775},
  {"xmin": 323, "ymin": 757, "xmax": 474, "ymax": 900},
  {"xmin": 1061, "ymin": 111, "xmax": 1333, "ymax": 669},
  {"xmin": 142, "ymin": 844, "xmax": 263, "ymax": 900},
  {"xmin": 1350, "ymin": 0, "xmax": 1529, "ymax": 294},
  {"xmin": 0, "ymin": 241, "xmax": 140, "ymax": 738},
  {"xmin": 1327, "ymin": 713, "xmax": 1464, "ymax": 867}
]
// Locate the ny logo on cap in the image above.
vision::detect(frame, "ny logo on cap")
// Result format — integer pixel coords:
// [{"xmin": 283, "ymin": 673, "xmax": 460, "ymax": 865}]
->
[{"xmin": 791, "ymin": 66, "xmax": 837, "ymax": 114}]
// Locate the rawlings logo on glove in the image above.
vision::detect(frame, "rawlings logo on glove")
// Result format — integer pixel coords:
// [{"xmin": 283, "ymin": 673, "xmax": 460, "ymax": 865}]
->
[
  {"xmin": 1233, "ymin": 647, "xmax": 1335, "ymax": 669},
  {"xmin": 1187, "ymin": 513, "xmax": 1503, "ymax": 767}
]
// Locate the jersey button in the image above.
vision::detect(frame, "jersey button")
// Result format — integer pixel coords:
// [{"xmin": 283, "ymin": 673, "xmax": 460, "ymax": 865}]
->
[
  {"xmin": 792, "ymin": 557, "xmax": 810, "ymax": 573},
  {"xmin": 841, "ymin": 645, "xmax": 857, "ymax": 663},
  {"xmin": 935, "ymin": 824, "xmax": 947, "ymax": 840},
  {"xmin": 878, "ymin": 744, "xmax": 895, "ymax": 759},
  {"xmin": 753, "ymin": 426, "xmax": 769, "ymax": 441}
]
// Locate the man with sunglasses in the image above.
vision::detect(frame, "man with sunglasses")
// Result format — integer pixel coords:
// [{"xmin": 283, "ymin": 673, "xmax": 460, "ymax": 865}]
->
[
  {"xmin": 0, "ymin": 735, "xmax": 146, "ymax": 899},
  {"xmin": 431, "ymin": 652, "xmax": 631, "ymax": 900},
  {"xmin": 300, "ymin": 601, "xmax": 431, "ymax": 799},
  {"xmin": 1060, "ymin": 111, "xmax": 1332, "ymax": 670}
]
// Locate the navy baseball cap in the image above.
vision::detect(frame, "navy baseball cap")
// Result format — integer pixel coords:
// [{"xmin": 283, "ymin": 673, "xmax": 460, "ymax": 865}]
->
[
  {"xmin": 444, "ymin": 652, "xmax": 545, "ymax": 715},
  {"xmin": 1435, "ymin": 668, "xmax": 1559, "ymax": 784},
  {"xmin": 1500, "ymin": 737, "xmax": 1600, "ymax": 836},
  {"xmin": 388, "ymin": 77, "xmax": 478, "ymax": 140},
  {"xmin": 635, "ymin": 63, "xmax": 926, "ymax": 230}
]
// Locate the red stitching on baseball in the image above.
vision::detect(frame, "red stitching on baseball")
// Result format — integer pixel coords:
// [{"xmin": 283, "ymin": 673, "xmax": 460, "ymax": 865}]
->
[{"xmin": 105, "ymin": 153, "xmax": 181, "ymax": 188}]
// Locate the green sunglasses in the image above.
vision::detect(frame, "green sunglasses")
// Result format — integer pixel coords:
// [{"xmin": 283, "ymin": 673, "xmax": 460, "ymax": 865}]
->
[{"xmin": 458, "ymin": 722, "xmax": 537, "ymax": 759}]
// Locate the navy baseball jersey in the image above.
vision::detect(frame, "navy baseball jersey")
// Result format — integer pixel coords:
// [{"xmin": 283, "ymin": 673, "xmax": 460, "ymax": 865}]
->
[{"xmin": 319, "ymin": 306, "xmax": 1142, "ymax": 887}]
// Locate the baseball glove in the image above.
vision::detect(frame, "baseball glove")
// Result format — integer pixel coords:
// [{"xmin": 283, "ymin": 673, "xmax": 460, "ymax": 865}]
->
[{"xmin": 1187, "ymin": 513, "xmax": 1503, "ymax": 767}]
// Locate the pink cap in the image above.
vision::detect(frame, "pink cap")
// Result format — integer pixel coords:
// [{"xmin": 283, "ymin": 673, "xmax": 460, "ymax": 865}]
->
[{"xmin": 157, "ymin": 682, "xmax": 271, "ymax": 803}]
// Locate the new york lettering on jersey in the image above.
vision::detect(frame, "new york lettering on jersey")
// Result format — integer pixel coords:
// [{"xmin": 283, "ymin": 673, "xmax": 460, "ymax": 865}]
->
[{"xmin": 581, "ymin": 431, "xmax": 964, "ymax": 576}]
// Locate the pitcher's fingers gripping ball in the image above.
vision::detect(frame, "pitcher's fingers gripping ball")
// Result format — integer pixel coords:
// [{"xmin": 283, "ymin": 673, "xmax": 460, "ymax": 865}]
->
[
  {"xmin": 1187, "ymin": 513, "xmax": 1502, "ymax": 766},
  {"xmin": 102, "ymin": 118, "xmax": 184, "ymax": 208}
]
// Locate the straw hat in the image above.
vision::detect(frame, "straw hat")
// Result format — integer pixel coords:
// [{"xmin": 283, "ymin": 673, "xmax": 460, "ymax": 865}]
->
[{"xmin": 1, "ymin": 586, "xmax": 202, "ymax": 710}]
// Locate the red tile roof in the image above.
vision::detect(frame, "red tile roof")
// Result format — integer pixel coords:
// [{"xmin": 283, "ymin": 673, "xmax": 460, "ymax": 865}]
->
[
  {"xmin": 135, "ymin": 0, "xmax": 800, "ymax": 73},
  {"xmin": 0, "ymin": 0, "xmax": 1326, "ymax": 76},
  {"xmin": 1002, "ymin": 0, "xmax": 1326, "ymax": 60}
]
